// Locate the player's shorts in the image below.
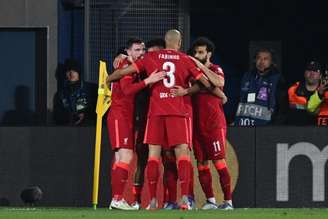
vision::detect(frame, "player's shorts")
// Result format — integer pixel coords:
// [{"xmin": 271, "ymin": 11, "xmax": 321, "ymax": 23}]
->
[
  {"xmin": 193, "ymin": 127, "xmax": 226, "ymax": 161},
  {"xmin": 107, "ymin": 113, "xmax": 134, "ymax": 151},
  {"xmin": 144, "ymin": 116, "xmax": 190, "ymax": 149}
]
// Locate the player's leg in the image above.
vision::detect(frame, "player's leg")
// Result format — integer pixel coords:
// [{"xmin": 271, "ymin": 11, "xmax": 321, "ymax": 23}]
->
[
  {"xmin": 211, "ymin": 128, "xmax": 233, "ymax": 210},
  {"xmin": 107, "ymin": 115, "xmax": 136, "ymax": 210},
  {"xmin": 193, "ymin": 131, "xmax": 217, "ymax": 209},
  {"xmin": 143, "ymin": 116, "xmax": 165, "ymax": 209},
  {"xmin": 132, "ymin": 139, "xmax": 148, "ymax": 208},
  {"xmin": 146, "ymin": 144, "xmax": 162, "ymax": 209},
  {"xmin": 213, "ymin": 158, "xmax": 233, "ymax": 210},
  {"xmin": 166, "ymin": 116, "xmax": 193, "ymax": 209},
  {"xmin": 197, "ymin": 160, "xmax": 218, "ymax": 209},
  {"xmin": 162, "ymin": 149, "xmax": 178, "ymax": 209},
  {"xmin": 110, "ymin": 148, "xmax": 136, "ymax": 210},
  {"xmin": 174, "ymin": 143, "xmax": 193, "ymax": 210},
  {"xmin": 186, "ymin": 116, "xmax": 196, "ymax": 209}
]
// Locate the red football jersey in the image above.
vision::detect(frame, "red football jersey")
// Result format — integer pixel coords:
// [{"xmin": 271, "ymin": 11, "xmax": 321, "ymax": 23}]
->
[
  {"xmin": 133, "ymin": 49, "xmax": 203, "ymax": 116},
  {"xmin": 109, "ymin": 59, "xmax": 146, "ymax": 121},
  {"xmin": 192, "ymin": 63, "xmax": 226, "ymax": 128}
]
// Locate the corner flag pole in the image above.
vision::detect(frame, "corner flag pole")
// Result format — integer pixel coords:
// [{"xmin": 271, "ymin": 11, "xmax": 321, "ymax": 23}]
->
[{"xmin": 92, "ymin": 61, "xmax": 112, "ymax": 209}]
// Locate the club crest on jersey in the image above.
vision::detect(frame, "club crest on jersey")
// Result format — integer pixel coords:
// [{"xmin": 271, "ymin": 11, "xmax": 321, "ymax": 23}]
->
[{"xmin": 123, "ymin": 138, "xmax": 128, "ymax": 145}]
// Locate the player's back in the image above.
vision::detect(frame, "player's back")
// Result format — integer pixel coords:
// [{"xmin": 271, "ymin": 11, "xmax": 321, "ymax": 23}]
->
[{"xmin": 138, "ymin": 49, "xmax": 202, "ymax": 116}]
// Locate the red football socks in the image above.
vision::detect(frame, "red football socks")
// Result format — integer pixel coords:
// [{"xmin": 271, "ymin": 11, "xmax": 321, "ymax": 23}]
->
[
  {"xmin": 111, "ymin": 162, "xmax": 129, "ymax": 200},
  {"xmin": 197, "ymin": 164, "xmax": 214, "ymax": 199},
  {"xmin": 146, "ymin": 157, "xmax": 160, "ymax": 199},
  {"xmin": 215, "ymin": 161, "xmax": 232, "ymax": 201},
  {"xmin": 177, "ymin": 156, "xmax": 191, "ymax": 196}
]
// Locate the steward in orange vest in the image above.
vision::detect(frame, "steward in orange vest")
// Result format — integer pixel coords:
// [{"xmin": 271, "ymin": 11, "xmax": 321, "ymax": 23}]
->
[{"xmin": 287, "ymin": 61, "xmax": 321, "ymax": 125}]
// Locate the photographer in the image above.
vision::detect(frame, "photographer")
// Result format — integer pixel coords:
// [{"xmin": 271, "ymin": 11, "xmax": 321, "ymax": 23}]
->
[{"xmin": 307, "ymin": 65, "xmax": 328, "ymax": 126}]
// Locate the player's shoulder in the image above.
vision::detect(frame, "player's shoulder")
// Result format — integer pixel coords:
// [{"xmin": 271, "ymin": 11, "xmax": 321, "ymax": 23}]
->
[
  {"xmin": 117, "ymin": 59, "xmax": 131, "ymax": 69},
  {"xmin": 176, "ymin": 50, "xmax": 189, "ymax": 58},
  {"xmin": 144, "ymin": 50, "xmax": 159, "ymax": 58},
  {"xmin": 209, "ymin": 63, "xmax": 224, "ymax": 75}
]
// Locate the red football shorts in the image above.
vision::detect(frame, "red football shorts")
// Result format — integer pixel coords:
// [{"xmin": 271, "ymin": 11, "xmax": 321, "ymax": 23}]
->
[
  {"xmin": 193, "ymin": 127, "xmax": 226, "ymax": 161},
  {"xmin": 107, "ymin": 114, "xmax": 134, "ymax": 151},
  {"xmin": 143, "ymin": 116, "xmax": 190, "ymax": 149}
]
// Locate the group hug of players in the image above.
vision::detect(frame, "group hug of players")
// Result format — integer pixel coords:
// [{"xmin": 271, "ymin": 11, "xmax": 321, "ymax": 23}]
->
[{"xmin": 106, "ymin": 29, "xmax": 233, "ymax": 210}]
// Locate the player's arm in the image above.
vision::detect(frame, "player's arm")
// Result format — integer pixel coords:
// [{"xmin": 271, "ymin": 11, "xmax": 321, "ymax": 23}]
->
[
  {"xmin": 106, "ymin": 64, "xmax": 138, "ymax": 85},
  {"xmin": 212, "ymin": 87, "xmax": 228, "ymax": 104},
  {"xmin": 170, "ymin": 83, "xmax": 200, "ymax": 97},
  {"xmin": 113, "ymin": 54, "xmax": 128, "ymax": 69},
  {"xmin": 186, "ymin": 56, "xmax": 214, "ymax": 90},
  {"xmin": 189, "ymin": 56, "xmax": 224, "ymax": 87},
  {"xmin": 120, "ymin": 70, "xmax": 166, "ymax": 96},
  {"xmin": 197, "ymin": 74, "xmax": 213, "ymax": 89}
]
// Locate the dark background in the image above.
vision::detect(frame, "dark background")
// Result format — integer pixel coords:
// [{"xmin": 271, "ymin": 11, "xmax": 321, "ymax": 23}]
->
[
  {"xmin": 190, "ymin": 0, "xmax": 328, "ymax": 122},
  {"xmin": 57, "ymin": 0, "xmax": 328, "ymax": 124}
]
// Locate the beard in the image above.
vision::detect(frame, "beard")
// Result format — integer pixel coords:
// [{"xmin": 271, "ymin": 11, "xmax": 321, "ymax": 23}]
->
[{"xmin": 196, "ymin": 57, "xmax": 207, "ymax": 64}]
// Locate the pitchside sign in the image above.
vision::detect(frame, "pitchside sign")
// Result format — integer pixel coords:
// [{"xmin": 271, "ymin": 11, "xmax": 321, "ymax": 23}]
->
[
  {"xmin": 0, "ymin": 127, "xmax": 327, "ymax": 207},
  {"xmin": 256, "ymin": 127, "xmax": 328, "ymax": 207}
]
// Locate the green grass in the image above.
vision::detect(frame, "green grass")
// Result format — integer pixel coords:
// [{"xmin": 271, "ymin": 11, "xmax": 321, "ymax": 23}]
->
[{"xmin": 1, "ymin": 208, "xmax": 328, "ymax": 219}]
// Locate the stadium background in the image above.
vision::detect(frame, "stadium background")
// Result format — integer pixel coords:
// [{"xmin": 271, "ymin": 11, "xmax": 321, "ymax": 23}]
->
[{"xmin": 1, "ymin": 0, "xmax": 328, "ymax": 209}]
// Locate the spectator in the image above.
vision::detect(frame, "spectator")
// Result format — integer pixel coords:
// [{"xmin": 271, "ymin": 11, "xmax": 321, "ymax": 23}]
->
[
  {"xmin": 287, "ymin": 60, "xmax": 321, "ymax": 125},
  {"xmin": 307, "ymin": 65, "xmax": 328, "ymax": 126},
  {"xmin": 53, "ymin": 59, "xmax": 89, "ymax": 125},
  {"xmin": 234, "ymin": 48, "xmax": 288, "ymax": 126}
]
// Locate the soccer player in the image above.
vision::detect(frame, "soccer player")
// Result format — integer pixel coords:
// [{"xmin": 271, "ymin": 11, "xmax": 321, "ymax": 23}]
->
[
  {"xmin": 173, "ymin": 37, "xmax": 233, "ymax": 210},
  {"xmin": 107, "ymin": 29, "xmax": 213, "ymax": 210},
  {"xmin": 107, "ymin": 38, "xmax": 166, "ymax": 210},
  {"xmin": 131, "ymin": 38, "xmax": 166, "ymax": 209}
]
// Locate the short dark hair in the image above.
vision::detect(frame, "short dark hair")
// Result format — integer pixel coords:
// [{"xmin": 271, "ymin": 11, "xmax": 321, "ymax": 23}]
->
[
  {"xmin": 126, "ymin": 38, "xmax": 143, "ymax": 49},
  {"xmin": 190, "ymin": 37, "xmax": 215, "ymax": 54},
  {"xmin": 145, "ymin": 38, "xmax": 165, "ymax": 50},
  {"xmin": 254, "ymin": 47, "xmax": 276, "ymax": 64},
  {"xmin": 64, "ymin": 58, "xmax": 80, "ymax": 73}
]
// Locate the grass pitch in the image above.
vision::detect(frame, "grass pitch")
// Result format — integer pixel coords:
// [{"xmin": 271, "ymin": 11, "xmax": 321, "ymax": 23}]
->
[{"xmin": 1, "ymin": 208, "xmax": 328, "ymax": 219}]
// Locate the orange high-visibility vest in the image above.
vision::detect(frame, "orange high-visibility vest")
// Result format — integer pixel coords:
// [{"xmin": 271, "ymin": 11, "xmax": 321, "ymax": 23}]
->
[{"xmin": 288, "ymin": 82, "xmax": 307, "ymax": 110}]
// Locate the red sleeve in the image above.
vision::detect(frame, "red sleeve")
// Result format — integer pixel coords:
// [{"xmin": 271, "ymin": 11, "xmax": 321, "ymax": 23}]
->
[
  {"xmin": 133, "ymin": 57, "xmax": 146, "ymax": 74},
  {"xmin": 211, "ymin": 65, "xmax": 225, "ymax": 78},
  {"xmin": 185, "ymin": 56, "xmax": 203, "ymax": 80},
  {"xmin": 120, "ymin": 75, "xmax": 146, "ymax": 95}
]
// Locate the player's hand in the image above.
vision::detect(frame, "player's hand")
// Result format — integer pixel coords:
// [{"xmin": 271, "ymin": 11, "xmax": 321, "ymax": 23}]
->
[
  {"xmin": 170, "ymin": 85, "xmax": 188, "ymax": 97},
  {"xmin": 113, "ymin": 54, "xmax": 128, "ymax": 69},
  {"xmin": 106, "ymin": 75, "xmax": 111, "ymax": 86},
  {"xmin": 318, "ymin": 77, "xmax": 328, "ymax": 96},
  {"xmin": 221, "ymin": 94, "xmax": 228, "ymax": 104},
  {"xmin": 188, "ymin": 55, "xmax": 204, "ymax": 69},
  {"xmin": 144, "ymin": 70, "xmax": 166, "ymax": 85},
  {"xmin": 127, "ymin": 55, "xmax": 134, "ymax": 64}
]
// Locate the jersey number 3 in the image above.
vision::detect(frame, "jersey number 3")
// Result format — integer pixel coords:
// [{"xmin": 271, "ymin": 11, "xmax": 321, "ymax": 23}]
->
[{"xmin": 163, "ymin": 61, "xmax": 175, "ymax": 88}]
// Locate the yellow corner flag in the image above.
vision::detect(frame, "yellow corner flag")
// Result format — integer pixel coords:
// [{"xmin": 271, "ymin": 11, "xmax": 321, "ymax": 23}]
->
[
  {"xmin": 96, "ymin": 61, "xmax": 112, "ymax": 116},
  {"xmin": 92, "ymin": 60, "xmax": 112, "ymax": 209}
]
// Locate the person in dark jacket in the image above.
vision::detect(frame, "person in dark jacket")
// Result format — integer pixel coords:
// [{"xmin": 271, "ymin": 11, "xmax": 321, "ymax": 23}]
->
[
  {"xmin": 234, "ymin": 48, "xmax": 288, "ymax": 126},
  {"xmin": 53, "ymin": 59, "xmax": 89, "ymax": 125}
]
